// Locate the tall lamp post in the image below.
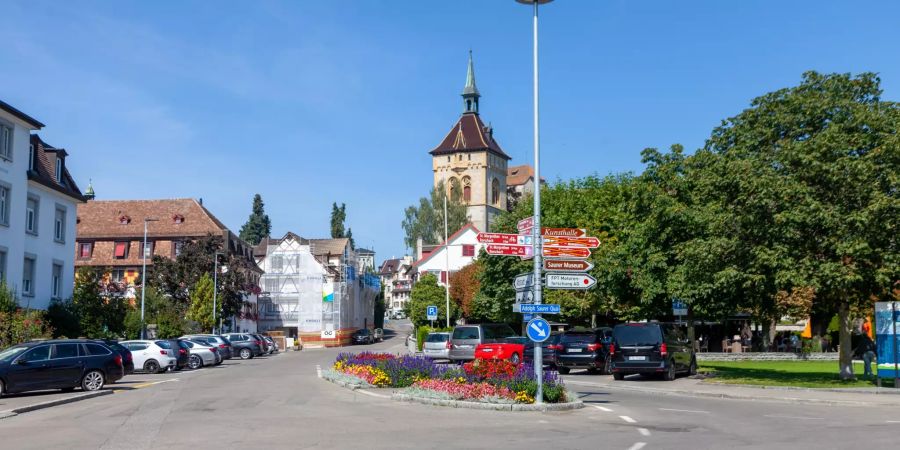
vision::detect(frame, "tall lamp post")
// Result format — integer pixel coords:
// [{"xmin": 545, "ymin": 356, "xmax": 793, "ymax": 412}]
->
[
  {"xmin": 515, "ymin": 0, "xmax": 552, "ymax": 404},
  {"xmin": 140, "ymin": 218, "xmax": 159, "ymax": 339},
  {"xmin": 213, "ymin": 252, "xmax": 223, "ymax": 334}
]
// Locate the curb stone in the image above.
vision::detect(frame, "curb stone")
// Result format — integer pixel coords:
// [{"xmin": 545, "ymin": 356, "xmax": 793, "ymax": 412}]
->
[
  {"xmin": 391, "ymin": 393, "xmax": 584, "ymax": 411},
  {"xmin": 0, "ymin": 390, "xmax": 113, "ymax": 419}
]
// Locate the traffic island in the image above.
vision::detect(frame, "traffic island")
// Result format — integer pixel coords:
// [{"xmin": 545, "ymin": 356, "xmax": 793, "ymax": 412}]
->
[{"xmin": 321, "ymin": 352, "xmax": 581, "ymax": 411}]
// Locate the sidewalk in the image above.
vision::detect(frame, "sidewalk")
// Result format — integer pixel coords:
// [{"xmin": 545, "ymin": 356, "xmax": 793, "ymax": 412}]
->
[{"xmin": 563, "ymin": 376, "xmax": 900, "ymax": 407}]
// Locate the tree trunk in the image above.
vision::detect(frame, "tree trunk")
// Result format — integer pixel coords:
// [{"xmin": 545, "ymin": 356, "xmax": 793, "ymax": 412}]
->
[
  {"xmin": 838, "ymin": 301, "xmax": 855, "ymax": 380},
  {"xmin": 762, "ymin": 319, "xmax": 774, "ymax": 351}
]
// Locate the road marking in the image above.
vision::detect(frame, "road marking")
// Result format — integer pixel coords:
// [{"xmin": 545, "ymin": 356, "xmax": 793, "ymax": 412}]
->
[
  {"xmin": 592, "ymin": 405, "xmax": 613, "ymax": 412},
  {"xmin": 131, "ymin": 379, "xmax": 179, "ymax": 389},
  {"xmin": 637, "ymin": 428, "xmax": 651, "ymax": 436},
  {"xmin": 887, "ymin": 420, "xmax": 900, "ymax": 423},
  {"xmin": 355, "ymin": 389, "xmax": 390, "ymax": 399},
  {"xmin": 659, "ymin": 408, "xmax": 709, "ymax": 414},
  {"xmin": 764, "ymin": 414, "xmax": 823, "ymax": 420},
  {"xmin": 626, "ymin": 443, "xmax": 646, "ymax": 450},
  {"xmin": 619, "ymin": 415, "xmax": 637, "ymax": 423}
]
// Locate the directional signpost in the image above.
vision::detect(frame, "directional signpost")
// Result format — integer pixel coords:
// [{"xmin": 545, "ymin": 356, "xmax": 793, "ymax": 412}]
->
[
  {"xmin": 520, "ymin": 304, "xmax": 561, "ymax": 314},
  {"xmin": 515, "ymin": 290, "xmax": 533, "ymax": 304},
  {"xmin": 486, "ymin": 244, "xmax": 530, "ymax": 257},
  {"xmin": 514, "ymin": 273, "xmax": 538, "ymax": 291},
  {"xmin": 543, "ymin": 259, "xmax": 594, "ymax": 272},
  {"xmin": 542, "ymin": 246, "xmax": 591, "ymax": 259},
  {"xmin": 543, "ymin": 236, "xmax": 600, "ymax": 248},
  {"xmin": 541, "ymin": 227, "xmax": 587, "ymax": 237},
  {"xmin": 545, "ymin": 273, "xmax": 597, "ymax": 290},
  {"xmin": 526, "ymin": 317, "xmax": 551, "ymax": 343},
  {"xmin": 477, "ymin": 232, "xmax": 532, "ymax": 245}
]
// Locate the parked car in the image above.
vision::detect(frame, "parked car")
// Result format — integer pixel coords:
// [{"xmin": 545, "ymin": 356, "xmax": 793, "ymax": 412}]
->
[
  {"xmin": 610, "ymin": 322, "xmax": 697, "ymax": 381},
  {"xmin": 373, "ymin": 329, "xmax": 384, "ymax": 342},
  {"xmin": 556, "ymin": 328, "xmax": 613, "ymax": 375},
  {"xmin": 352, "ymin": 329, "xmax": 374, "ymax": 345},
  {"xmin": 251, "ymin": 333, "xmax": 271, "ymax": 354},
  {"xmin": 422, "ymin": 332, "xmax": 451, "ymax": 361},
  {"xmin": 475, "ymin": 336, "xmax": 526, "ymax": 364},
  {"xmin": 449, "ymin": 323, "xmax": 517, "ymax": 363},
  {"xmin": 159, "ymin": 339, "xmax": 190, "ymax": 370},
  {"xmin": 94, "ymin": 340, "xmax": 135, "ymax": 375},
  {"xmin": 522, "ymin": 332, "xmax": 563, "ymax": 368},
  {"xmin": 0, "ymin": 339, "xmax": 124, "ymax": 396},
  {"xmin": 181, "ymin": 335, "xmax": 233, "ymax": 360},
  {"xmin": 182, "ymin": 340, "xmax": 219, "ymax": 369},
  {"xmin": 262, "ymin": 336, "xmax": 278, "ymax": 354},
  {"xmin": 120, "ymin": 340, "xmax": 177, "ymax": 373},
  {"xmin": 223, "ymin": 333, "xmax": 264, "ymax": 359}
]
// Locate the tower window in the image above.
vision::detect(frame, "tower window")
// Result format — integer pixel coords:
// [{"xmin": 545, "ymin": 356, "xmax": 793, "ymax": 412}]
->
[
  {"xmin": 462, "ymin": 176, "xmax": 471, "ymax": 203},
  {"xmin": 491, "ymin": 178, "xmax": 500, "ymax": 205}
]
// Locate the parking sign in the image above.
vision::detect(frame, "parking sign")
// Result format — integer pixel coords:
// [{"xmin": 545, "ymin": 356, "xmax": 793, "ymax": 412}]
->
[{"xmin": 426, "ymin": 305, "xmax": 438, "ymax": 321}]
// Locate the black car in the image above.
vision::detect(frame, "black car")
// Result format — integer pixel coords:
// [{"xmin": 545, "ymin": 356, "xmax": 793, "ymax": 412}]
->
[
  {"xmin": 555, "ymin": 328, "xmax": 613, "ymax": 375},
  {"xmin": 223, "ymin": 333, "xmax": 264, "ymax": 359},
  {"xmin": 523, "ymin": 332, "xmax": 563, "ymax": 368},
  {"xmin": 610, "ymin": 322, "xmax": 697, "ymax": 381},
  {"xmin": 94, "ymin": 340, "xmax": 135, "ymax": 375},
  {"xmin": 160, "ymin": 339, "xmax": 190, "ymax": 370},
  {"xmin": 352, "ymin": 329, "xmax": 374, "ymax": 345},
  {"xmin": 0, "ymin": 339, "xmax": 125, "ymax": 396}
]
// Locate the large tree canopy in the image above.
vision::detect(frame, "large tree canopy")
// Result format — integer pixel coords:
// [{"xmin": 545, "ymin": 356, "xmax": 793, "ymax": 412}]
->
[{"xmin": 402, "ymin": 181, "xmax": 469, "ymax": 252}]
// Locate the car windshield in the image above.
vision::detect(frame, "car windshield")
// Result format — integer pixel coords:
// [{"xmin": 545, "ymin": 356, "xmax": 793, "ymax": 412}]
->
[
  {"xmin": 426, "ymin": 333, "xmax": 449, "ymax": 343},
  {"xmin": 452, "ymin": 327, "xmax": 479, "ymax": 340},
  {"xmin": 356, "ymin": 329, "xmax": 369, "ymax": 336},
  {"xmin": 155, "ymin": 341, "xmax": 172, "ymax": 349},
  {"xmin": 614, "ymin": 325, "xmax": 663, "ymax": 345},
  {"xmin": 483, "ymin": 325, "xmax": 516, "ymax": 339},
  {"xmin": 0, "ymin": 345, "xmax": 29, "ymax": 362},
  {"xmin": 561, "ymin": 333, "xmax": 596, "ymax": 344}
]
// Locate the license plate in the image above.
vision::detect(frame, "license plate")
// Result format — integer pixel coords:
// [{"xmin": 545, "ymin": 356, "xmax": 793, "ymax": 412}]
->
[
  {"xmin": 628, "ymin": 356, "xmax": 646, "ymax": 361},
  {"xmin": 568, "ymin": 348, "xmax": 582, "ymax": 353}
]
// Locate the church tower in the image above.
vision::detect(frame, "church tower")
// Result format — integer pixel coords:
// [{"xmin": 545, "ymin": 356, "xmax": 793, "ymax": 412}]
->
[{"xmin": 430, "ymin": 52, "xmax": 510, "ymax": 232}]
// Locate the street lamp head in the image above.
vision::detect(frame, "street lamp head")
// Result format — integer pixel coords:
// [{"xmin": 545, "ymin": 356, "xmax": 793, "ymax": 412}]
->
[{"xmin": 515, "ymin": 0, "xmax": 553, "ymax": 4}]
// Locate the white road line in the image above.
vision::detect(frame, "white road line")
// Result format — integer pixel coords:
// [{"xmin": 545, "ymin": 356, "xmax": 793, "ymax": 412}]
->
[
  {"xmin": 764, "ymin": 414, "xmax": 823, "ymax": 420},
  {"xmin": 355, "ymin": 389, "xmax": 390, "ymax": 399},
  {"xmin": 592, "ymin": 405, "xmax": 614, "ymax": 412},
  {"xmin": 619, "ymin": 415, "xmax": 637, "ymax": 423},
  {"xmin": 637, "ymin": 428, "xmax": 651, "ymax": 436},
  {"xmin": 626, "ymin": 443, "xmax": 647, "ymax": 450},
  {"xmin": 887, "ymin": 420, "xmax": 900, "ymax": 423},
  {"xmin": 659, "ymin": 408, "xmax": 709, "ymax": 414}
]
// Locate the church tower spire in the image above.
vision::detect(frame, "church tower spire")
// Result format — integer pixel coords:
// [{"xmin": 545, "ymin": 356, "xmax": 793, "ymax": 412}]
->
[{"xmin": 462, "ymin": 51, "xmax": 480, "ymax": 114}]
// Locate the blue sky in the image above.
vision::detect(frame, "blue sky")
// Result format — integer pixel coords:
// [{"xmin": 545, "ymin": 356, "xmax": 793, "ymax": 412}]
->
[{"xmin": 2, "ymin": 1, "xmax": 899, "ymax": 262}]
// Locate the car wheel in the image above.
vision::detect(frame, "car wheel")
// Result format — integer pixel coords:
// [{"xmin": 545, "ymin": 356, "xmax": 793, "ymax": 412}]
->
[
  {"xmin": 689, "ymin": 357, "xmax": 698, "ymax": 376},
  {"xmin": 144, "ymin": 360, "xmax": 160, "ymax": 374},
  {"xmin": 240, "ymin": 348, "xmax": 252, "ymax": 360},
  {"xmin": 510, "ymin": 353, "xmax": 521, "ymax": 365},
  {"xmin": 664, "ymin": 361, "xmax": 676, "ymax": 381},
  {"xmin": 613, "ymin": 372, "xmax": 625, "ymax": 381},
  {"xmin": 557, "ymin": 366, "xmax": 570, "ymax": 375},
  {"xmin": 81, "ymin": 370, "xmax": 105, "ymax": 392},
  {"xmin": 189, "ymin": 355, "xmax": 203, "ymax": 370}
]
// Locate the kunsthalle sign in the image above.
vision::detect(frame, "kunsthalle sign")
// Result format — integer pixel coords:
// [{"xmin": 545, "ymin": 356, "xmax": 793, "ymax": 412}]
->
[{"xmin": 874, "ymin": 302, "xmax": 900, "ymax": 379}]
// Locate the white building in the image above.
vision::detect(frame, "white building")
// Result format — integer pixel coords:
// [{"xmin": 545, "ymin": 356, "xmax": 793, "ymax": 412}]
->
[
  {"xmin": 379, "ymin": 255, "xmax": 414, "ymax": 311},
  {"xmin": 412, "ymin": 223, "xmax": 483, "ymax": 285},
  {"xmin": 0, "ymin": 100, "xmax": 83, "ymax": 310}
]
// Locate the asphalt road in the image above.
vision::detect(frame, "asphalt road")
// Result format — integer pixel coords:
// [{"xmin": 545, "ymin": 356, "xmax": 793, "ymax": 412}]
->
[{"xmin": 0, "ymin": 329, "xmax": 895, "ymax": 450}]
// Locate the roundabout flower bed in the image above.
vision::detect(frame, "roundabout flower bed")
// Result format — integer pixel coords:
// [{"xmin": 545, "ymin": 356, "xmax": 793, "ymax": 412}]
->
[{"xmin": 328, "ymin": 352, "xmax": 569, "ymax": 404}]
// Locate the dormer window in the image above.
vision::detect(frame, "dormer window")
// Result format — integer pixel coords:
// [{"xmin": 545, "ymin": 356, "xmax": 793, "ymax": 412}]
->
[
  {"xmin": 55, "ymin": 157, "xmax": 62, "ymax": 181},
  {"xmin": 119, "ymin": 215, "xmax": 131, "ymax": 225},
  {"xmin": 172, "ymin": 214, "xmax": 184, "ymax": 224}
]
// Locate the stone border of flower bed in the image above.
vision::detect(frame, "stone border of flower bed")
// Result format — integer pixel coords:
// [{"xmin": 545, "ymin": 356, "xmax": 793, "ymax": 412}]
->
[{"xmin": 391, "ymin": 392, "xmax": 584, "ymax": 412}]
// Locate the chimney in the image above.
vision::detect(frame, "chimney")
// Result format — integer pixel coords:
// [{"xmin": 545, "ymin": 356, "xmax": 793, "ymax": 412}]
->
[{"xmin": 416, "ymin": 237, "xmax": 423, "ymax": 261}]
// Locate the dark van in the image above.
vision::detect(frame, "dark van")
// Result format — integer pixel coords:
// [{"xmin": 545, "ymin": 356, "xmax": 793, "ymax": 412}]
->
[{"xmin": 610, "ymin": 322, "xmax": 696, "ymax": 381}]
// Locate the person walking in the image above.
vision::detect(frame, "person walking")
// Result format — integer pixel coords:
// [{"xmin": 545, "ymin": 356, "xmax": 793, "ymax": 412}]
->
[{"xmin": 855, "ymin": 334, "xmax": 877, "ymax": 377}]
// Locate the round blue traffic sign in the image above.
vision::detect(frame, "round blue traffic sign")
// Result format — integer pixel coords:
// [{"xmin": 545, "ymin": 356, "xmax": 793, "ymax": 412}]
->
[{"xmin": 526, "ymin": 317, "xmax": 551, "ymax": 343}]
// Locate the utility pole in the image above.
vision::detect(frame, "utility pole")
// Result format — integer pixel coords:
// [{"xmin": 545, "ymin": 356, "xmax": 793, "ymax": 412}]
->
[
  {"xmin": 213, "ymin": 252, "xmax": 223, "ymax": 334},
  {"xmin": 140, "ymin": 218, "xmax": 159, "ymax": 339}
]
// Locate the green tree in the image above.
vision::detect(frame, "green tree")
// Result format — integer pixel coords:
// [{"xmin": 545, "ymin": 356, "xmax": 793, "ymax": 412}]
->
[
  {"xmin": 47, "ymin": 298, "xmax": 81, "ymax": 338},
  {"xmin": 188, "ymin": 273, "xmax": 216, "ymax": 332},
  {"xmin": 239, "ymin": 194, "xmax": 272, "ymax": 246},
  {"xmin": 406, "ymin": 273, "xmax": 455, "ymax": 327},
  {"xmin": 401, "ymin": 181, "xmax": 469, "ymax": 253},
  {"xmin": 331, "ymin": 202, "xmax": 347, "ymax": 238},
  {"xmin": 73, "ymin": 267, "xmax": 127, "ymax": 338},
  {"xmin": 0, "ymin": 279, "xmax": 17, "ymax": 314},
  {"xmin": 126, "ymin": 287, "xmax": 188, "ymax": 339}
]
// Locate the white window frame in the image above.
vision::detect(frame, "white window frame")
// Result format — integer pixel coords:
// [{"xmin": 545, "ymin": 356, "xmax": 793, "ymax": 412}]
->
[
  {"xmin": 54, "ymin": 205, "xmax": 66, "ymax": 243},
  {"xmin": 111, "ymin": 268, "xmax": 125, "ymax": 283},
  {"xmin": 51, "ymin": 262, "xmax": 63, "ymax": 299},
  {"xmin": 22, "ymin": 255, "xmax": 36, "ymax": 297},
  {"xmin": 0, "ymin": 183, "xmax": 10, "ymax": 227},
  {"xmin": 26, "ymin": 195, "xmax": 39, "ymax": 235},
  {"xmin": 0, "ymin": 246, "xmax": 7, "ymax": 282},
  {"xmin": 0, "ymin": 121, "xmax": 12, "ymax": 161},
  {"xmin": 55, "ymin": 157, "xmax": 62, "ymax": 181}
]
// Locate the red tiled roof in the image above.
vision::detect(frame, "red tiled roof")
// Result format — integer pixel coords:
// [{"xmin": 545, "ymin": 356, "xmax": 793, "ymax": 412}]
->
[
  {"xmin": 506, "ymin": 164, "xmax": 545, "ymax": 186},
  {"xmin": 76, "ymin": 198, "xmax": 229, "ymax": 239},
  {"xmin": 430, "ymin": 113, "xmax": 510, "ymax": 160}
]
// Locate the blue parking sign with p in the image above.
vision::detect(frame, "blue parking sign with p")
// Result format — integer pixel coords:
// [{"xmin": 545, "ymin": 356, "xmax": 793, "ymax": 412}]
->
[{"xmin": 426, "ymin": 305, "xmax": 438, "ymax": 321}]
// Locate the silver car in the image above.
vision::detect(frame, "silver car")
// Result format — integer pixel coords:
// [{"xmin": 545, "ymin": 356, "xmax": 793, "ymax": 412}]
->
[
  {"xmin": 449, "ymin": 324, "xmax": 517, "ymax": 363},
  {"xmin": 183, "ymin": 340, "xmax": 219, "ymax": 369},
  {"xmin": 422, "ymin": 332, "xmax": 451, "ymax": 361}
]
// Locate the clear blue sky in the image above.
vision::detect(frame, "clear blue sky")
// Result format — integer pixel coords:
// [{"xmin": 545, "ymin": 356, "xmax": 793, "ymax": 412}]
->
[{"xmin": 3, "ymin": 1, "xmax": 899, "ymax": 262}]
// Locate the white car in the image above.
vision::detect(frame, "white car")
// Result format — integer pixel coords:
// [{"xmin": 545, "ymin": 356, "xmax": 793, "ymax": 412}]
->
[
  {"xmin": 183, "ymin": 340, "xmax": 220, "ymax": 369},
  {"xmin": 120, "ymin": 340, "xmax": 178, "ymax": 373}
]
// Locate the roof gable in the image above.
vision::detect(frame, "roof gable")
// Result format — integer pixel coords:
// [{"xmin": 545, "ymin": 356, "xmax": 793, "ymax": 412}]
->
[
  {"xmin": 76, "ymin": 198, "xmax": 229, "ymax": 239},
  {"xmin": 430, "ymin": 113, "xmax": 510, "ymax": 160},
  {"xmin": 412, "ymin": 223, "xmax": 480, "ymax": 268}
]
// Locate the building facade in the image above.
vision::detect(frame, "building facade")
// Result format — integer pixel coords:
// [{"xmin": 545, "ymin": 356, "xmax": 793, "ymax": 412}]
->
[
  {"xmin": 412, "ymin": 223, "xmax": 484, "ymax": 285},
  {"xmin": 506, "ymin": 164, "xmax": 541, "ymax": 211},
  {"xmin": 0, "ymin": 100, "xmax": 84, "ymax": 310},
  {"xmin": 378, "ymin": 256, "xmax": 414, "ymax": 312},
  {"xmin": 430, "ymin": 53, "xmax": 511, "ymax": 232}
]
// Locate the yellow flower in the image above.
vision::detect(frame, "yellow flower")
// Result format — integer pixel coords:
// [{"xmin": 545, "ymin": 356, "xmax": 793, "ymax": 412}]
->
[{"xmin": 515, "ymin": 390, "xmax": 535, "ymax": 404}]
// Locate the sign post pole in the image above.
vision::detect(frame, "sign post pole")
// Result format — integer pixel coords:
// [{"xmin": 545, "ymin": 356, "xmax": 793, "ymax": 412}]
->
[{"xmin": 893, "ymin": 302, "xmax": 898, "ymax": 386}]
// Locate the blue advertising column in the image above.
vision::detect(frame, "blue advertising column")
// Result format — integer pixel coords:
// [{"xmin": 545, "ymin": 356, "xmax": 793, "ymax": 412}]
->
[{"xmin": 874, "ymin": 302, "xmax": 900, "ymax": 381}]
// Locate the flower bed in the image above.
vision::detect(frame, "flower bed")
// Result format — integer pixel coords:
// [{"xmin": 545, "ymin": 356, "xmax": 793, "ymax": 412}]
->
[{"xmin": 331, "ymin": 352, "xmax": 569, "ymax": 404}]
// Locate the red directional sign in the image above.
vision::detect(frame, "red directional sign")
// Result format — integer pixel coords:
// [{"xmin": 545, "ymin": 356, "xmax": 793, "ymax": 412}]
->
[
  {"xmin": 543, "ymin": 236, "xmax": 600, "ymax": 248},
  {"xmin": 517, "ymin": 216, "xmax": 534, "ymax": 232},
  {"xmin": 543, "ymin": 259, "xmax": 594, "ymax": 272},
  {"xmin": 485, "ymin": 244, "xmax": 530, "ymax": 256},
  {"xmin": 541, "ymin": 228, "xmax": 587, "ymax": 238},
  {"xmin": 543, "ymin": 246, "xmax": 591, "ymax": 259},
  {"xmin": 477, "ymin": 232, "xmax": 530, "ymax": 245}
]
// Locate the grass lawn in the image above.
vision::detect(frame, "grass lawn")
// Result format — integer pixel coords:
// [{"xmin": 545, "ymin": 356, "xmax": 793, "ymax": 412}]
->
[{"xmin": 699, "ymin": 360, "xmax": 896, "ymax": 389}]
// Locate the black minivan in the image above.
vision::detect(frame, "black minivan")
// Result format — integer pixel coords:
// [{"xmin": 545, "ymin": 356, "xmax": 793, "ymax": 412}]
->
[
  {"xmin": 610, "ymin": 322, "xmax": 696, "ymax": 381},
  {"xmin": 0, "ymin": 339, "xmax": 125, "ymax": 396}
]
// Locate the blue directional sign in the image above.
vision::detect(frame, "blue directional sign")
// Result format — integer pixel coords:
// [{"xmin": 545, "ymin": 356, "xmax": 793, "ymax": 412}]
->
[
  {"xmin": 426, "ymin": 305, "xmax": 438, "ymax": 321},
  {"xmin": 527, "ymin": 318, "xmax": 551, "ymax": 343},
  {"xmin": 520, "ymin": 304, "xmax": 561, "ymax": 314}
]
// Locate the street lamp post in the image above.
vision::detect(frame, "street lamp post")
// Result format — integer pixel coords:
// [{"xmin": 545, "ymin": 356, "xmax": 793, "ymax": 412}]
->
[
  {"xmin": 213, "ymin": 252, "xmax": 223, "ymax": 334},
  {"xmin": 516, "ymin": 0, "xmax": 552, "ymax": 404},
  {"xmin": 140, "ymin": 218, "xmax": 159, "ymax": 339}
]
